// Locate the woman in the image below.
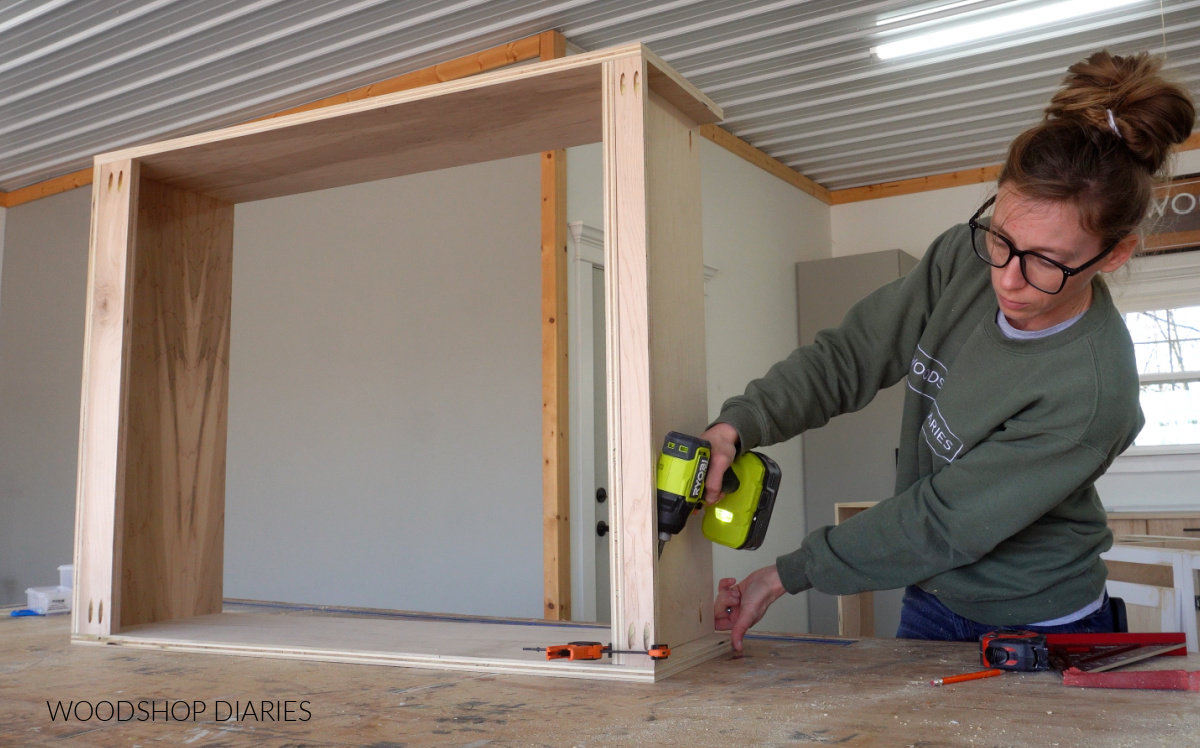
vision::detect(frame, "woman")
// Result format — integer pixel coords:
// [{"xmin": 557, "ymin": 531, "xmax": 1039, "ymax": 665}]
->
[{"xmin": 706, "ymin": 50, "xmax": 1196, "ymax": 651}]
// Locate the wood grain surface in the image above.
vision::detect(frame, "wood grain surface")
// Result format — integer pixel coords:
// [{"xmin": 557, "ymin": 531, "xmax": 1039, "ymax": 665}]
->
[
  {"xmin": 119, "ymin": 178, "xmax": 233, "ymax": 628},
  {"xmin": 74, "ymin": 160, "xmax": 141, "ymax": 637},
  {"xmin": 9, "ymin": 608, "xmax": 1199, "ymax": 747}
]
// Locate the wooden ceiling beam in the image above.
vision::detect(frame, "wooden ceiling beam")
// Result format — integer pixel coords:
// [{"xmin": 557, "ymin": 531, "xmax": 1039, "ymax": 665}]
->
[{"xmin": 829, "ymin": 131, "xmax": 1200, "ymax": 205}]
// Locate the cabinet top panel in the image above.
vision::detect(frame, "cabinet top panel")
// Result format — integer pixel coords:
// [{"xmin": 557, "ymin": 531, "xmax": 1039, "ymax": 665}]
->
[{"xmin": 93, "ymin": 44, "xmax": 721, "ymax": 204}]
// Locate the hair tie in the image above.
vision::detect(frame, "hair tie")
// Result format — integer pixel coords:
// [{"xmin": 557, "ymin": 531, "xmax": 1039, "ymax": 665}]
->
[{"xmin": 1106, "ymin": 108, "xmax": 1122, "ymax": 140}]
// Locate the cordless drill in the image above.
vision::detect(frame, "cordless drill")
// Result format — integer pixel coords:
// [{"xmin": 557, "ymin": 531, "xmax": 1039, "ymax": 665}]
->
[{"xmin": 655, "ymin": 431, "xmax": 781, "ymax": 557}]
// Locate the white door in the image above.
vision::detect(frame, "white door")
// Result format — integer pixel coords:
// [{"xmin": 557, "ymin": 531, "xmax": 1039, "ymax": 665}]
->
[{"xmin": 591, "ymin": 266, "xmax": 611, "ymax": 623}]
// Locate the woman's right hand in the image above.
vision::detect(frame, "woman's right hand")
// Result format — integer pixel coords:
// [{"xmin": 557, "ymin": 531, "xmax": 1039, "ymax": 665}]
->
[{"xmin": 699, "ymin": 423, "xmax": 739, "ymax": 505}]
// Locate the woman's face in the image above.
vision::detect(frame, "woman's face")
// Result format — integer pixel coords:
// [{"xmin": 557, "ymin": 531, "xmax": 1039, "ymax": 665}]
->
[{"xmin": 987, "ymin": 185, "xmax": 1135, "ymax": 332}]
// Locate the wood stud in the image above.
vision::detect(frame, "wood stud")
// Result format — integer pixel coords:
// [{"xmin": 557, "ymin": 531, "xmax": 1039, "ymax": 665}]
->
[{"xmin": 539, "ymin": 30, "xmax": 572, "ymax": 622}]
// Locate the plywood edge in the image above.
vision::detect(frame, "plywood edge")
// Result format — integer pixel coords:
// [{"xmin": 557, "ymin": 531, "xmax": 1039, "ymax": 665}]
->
[
  {"xmin": 72, "ymin": 634, "xmax": 659, "ymax": 682},
  {"xmin": 222, "ymin": 598, "xmax": 605, "ymax": 628},
  {"xmin": 72, "ymin": 630, "xmax": 729, "ymax": 682},
  {"xmin": 602, "ymin": 53, "xmax": 656, "ymax": 657},
  {"xmin": 640, "ymin": 45, "xmax": 723, "ymax": 125},
  {"xmin": 700, "ymin": 124, "xmax": 831, "ymax": 203},
  {"xmin": 94, "ymin": 43, "xmax": 648, "ymax": 167},
  {"xmin": 652, "ymin": 633, "xmax": 730, "ymax": 681}
]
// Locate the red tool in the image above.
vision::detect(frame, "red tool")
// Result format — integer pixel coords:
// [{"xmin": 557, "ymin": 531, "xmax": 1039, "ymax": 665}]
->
[
  {"xmin": 1062, "ymin": 668, "xmax": 1200, "ymax": 691},
  {"xmin": 523, "ymin": 641, "xmax": 671, "ymax": 661},
  {"xmin": 981, "ymin": 631, "xmax": 1187, "ymax": 673},
  {"xmin": 979, "ymin": 630, "xmax": 1194, "ymax": 690},
  {"xmin": 980, "ymin": 630, "xmax": 1051, "ymax": 670}
]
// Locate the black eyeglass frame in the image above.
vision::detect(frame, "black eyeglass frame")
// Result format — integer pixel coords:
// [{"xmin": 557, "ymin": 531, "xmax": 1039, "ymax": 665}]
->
[{"xmin": 968, "ymin": 195, "xmax": 1118, "ymax": 295}]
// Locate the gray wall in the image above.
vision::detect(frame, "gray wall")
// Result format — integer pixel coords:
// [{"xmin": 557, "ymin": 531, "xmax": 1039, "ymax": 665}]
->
[
  {"xmin": 0, "ymin": 206, "xmax": 7, "ymax": 313},
  {"xmin": 224, "ymin": 155, "xmax": 544, "ymax": 617},
  {"xmin": 0, "ymin": 189, "xmax": 90, "ymax": 605},
  {"xmin": 0, "ymin": 157, "xmax": 545, "ymax": 616}
]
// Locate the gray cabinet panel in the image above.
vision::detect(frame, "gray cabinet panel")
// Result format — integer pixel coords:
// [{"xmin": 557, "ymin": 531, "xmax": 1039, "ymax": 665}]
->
[{"xmin": 796, "ymin": 249, "xmax": 917, "ymax": 637}]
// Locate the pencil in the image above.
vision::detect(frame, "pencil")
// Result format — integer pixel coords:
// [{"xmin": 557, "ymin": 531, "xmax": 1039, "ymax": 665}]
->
[{"xmin": 930, "ymin": 668, "xmax": 1005, "ymax": 687}]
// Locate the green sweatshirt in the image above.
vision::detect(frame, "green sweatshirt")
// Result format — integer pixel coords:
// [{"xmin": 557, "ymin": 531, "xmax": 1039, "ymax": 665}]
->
[{"xmin": 716, "ymin": 224, "xmax": 1143, "ymax": 626}]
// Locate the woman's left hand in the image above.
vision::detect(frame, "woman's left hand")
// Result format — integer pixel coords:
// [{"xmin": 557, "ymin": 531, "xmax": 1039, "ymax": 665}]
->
[{"xmin": 714, "ymin": 565, "xmax": 787, "ymax": 654}]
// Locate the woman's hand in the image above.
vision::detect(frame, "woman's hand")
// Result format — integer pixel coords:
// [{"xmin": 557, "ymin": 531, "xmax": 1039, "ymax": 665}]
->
[
  {"xmin": 699, "ymin": 423, "xmax": 739, "ymax": 505},
  {"xmin": 714, "ymin": 565, "xmax": 786, "ymax": 654}
]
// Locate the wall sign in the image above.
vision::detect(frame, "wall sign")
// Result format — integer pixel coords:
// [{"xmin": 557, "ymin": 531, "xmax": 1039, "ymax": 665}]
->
[{"xmin": 1145, "ymin": 173, "xmax": 1200, "ymax": 254}]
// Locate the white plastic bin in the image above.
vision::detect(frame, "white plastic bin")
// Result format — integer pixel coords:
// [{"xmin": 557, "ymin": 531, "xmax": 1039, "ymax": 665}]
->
[{"xmin": 26, "ymin": 586, "xmax": 71, "ymax": 615}]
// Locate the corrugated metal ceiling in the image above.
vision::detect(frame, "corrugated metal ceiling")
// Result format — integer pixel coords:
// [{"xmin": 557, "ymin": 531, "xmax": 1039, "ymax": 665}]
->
[{"xmin": 2, "ymin": 0, "xmax": 1198, "ymax": 193}]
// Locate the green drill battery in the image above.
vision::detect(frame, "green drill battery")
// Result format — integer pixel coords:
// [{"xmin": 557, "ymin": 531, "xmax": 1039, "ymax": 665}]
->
[
  {"xmin": 656, "ymin": 431, "xmax": 781, "ymax": 554},
  {"xmin": 701, "ymin": 450, "xmax": 781, "ymax": 551}
]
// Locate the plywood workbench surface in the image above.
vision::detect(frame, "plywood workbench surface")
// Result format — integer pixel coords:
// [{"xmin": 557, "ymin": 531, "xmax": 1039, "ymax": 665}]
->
[{"xmin": 5, "ymin": 608, "xmax": 1198, "ymax": 747}]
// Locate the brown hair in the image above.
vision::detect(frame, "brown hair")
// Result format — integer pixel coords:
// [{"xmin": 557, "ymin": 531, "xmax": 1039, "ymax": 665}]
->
[{"xmin": 998, "ymin": 50, "xmax": 1195, "ymax": 246}]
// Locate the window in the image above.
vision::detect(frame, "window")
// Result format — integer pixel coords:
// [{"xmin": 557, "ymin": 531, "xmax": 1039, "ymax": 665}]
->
[{"xmin": 1125, "ymin": 305, "xmax": 1200, "ymax": 446}]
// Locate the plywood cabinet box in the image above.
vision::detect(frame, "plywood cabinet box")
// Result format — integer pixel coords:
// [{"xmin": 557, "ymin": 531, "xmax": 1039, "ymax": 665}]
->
[{"xmin": 72, "ymin": 44, "xmax": 728, "ymax": 681}]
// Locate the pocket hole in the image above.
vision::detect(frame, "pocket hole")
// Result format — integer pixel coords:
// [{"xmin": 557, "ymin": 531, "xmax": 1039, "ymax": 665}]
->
[
  {"xmin": 98, "ymin": 601, "xmax": 103, "ymax": 624},
  {"xmin": 107, "ymin": 173, "xmax": 113, "ymax": 190},
  {"xmin": 117, "ymin": 171, "xmax": 123, "ymax": 190},
  {"xmin": 88, "ymin": 601, "xmax": 94, "ymax": 623},
  {"xmin": 620, "ymin": 72, "xmax": 626, "ymax": 93},
  {"xmin": 633, "ymin": 71, "xmax": 640, "ymax": 93},
  {"xmin": 689, "ymin": 131, "xmax": 693, "ymax": 149}
]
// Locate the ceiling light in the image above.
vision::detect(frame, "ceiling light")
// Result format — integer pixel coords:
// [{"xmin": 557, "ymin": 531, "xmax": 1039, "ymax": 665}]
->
[
  {"xmin": 877, "ymin": 0, "xmax": 994, "ymax": 28},
  {"xmin": 873, "ymin": 0, "xmax": 1143, "ymax": 60}
]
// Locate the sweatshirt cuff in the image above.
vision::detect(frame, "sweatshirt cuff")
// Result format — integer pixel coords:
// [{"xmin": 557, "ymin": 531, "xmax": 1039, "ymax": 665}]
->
[
  {"xmin": 709, "ymin": 404, "xmax": 763, "ymax": 455},
  {"xmin": 775, "ymin": 547, "xmax": 814, "ymax": 594}
]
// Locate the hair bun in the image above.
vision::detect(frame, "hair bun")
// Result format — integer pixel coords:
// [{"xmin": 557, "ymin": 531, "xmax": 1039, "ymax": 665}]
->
[{"xmin": 1045, "ymin": 50, "xmax": 1195, "ymax": 174}]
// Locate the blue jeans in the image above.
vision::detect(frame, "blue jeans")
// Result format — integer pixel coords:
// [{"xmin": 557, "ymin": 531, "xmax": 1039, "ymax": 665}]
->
[{"xmin": 896, "ymin": 585, "xmax": 1117, "ymax": 641}]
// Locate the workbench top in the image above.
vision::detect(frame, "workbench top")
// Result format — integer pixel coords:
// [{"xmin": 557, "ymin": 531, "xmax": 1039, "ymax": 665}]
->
[{"xmin": 3, "ymin": 610, "xmax": 1197, "ymax": 747}]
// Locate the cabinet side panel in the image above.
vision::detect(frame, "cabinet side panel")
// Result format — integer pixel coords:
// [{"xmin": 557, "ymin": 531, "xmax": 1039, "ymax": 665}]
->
[
  {"xmin": 119, "ymin": 178, "xmax": 232, "ymax": 627},
  {"xmin": 74, "ymin": 160, "xmax": 140, "ymax": 636},
  {"xmin": 603, "ymin": 56, "xmax": 656, "ymax": 654},
  {"xmin": 645, "ymin": 90, "xmax": 712, "ymax": 650}
]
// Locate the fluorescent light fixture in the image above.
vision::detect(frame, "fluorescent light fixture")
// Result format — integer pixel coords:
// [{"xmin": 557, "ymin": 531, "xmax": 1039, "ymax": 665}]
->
[
  {"xmin": 877, "ymin": 0, "xmax": 993, "ymax": 28},
  {"xmin": 873, "ymin": 0, "xmax": 1143, "ymax": 60}
]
